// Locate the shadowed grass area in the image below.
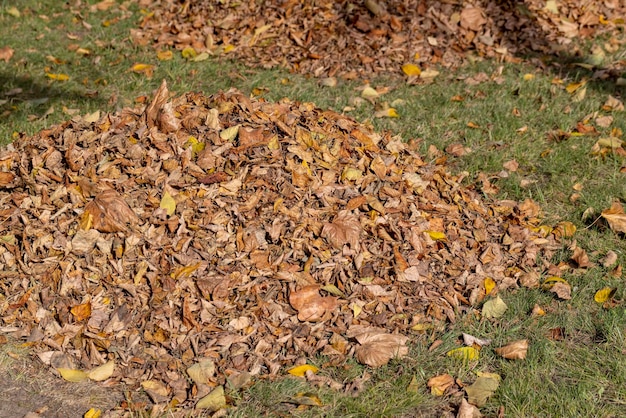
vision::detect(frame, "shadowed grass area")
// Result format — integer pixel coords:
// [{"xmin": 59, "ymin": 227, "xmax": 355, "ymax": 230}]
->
[{"xmin": 1, "ymin": 1, "xmax": 626, "ymax": 417}]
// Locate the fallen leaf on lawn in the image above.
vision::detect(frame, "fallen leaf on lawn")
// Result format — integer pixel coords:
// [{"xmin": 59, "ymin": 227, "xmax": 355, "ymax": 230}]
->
[
  {"xmin": 57, "ymin": 368, "xmax": 88, "ymax": 382},
  {"xmin": 602, "ymin": 201, "xmax": 626, "ymax": 234},
  {"xmin": 196, "ymin": 385, "xmax": 226, "ymax": 411},
  {"xmin": 457, "ymin": 398, "xmax": 482, "ymax": 418},
  {"xmin": 495, "ymin": 339, "xmax": 528, "ymax": 360},
  {"xmin": 594, "ymin": 287, "xmax": 616, "ymax": 303},
  {"xmin": 407, "ymin": 375, "xmax": 420, "ymax": 393},
  {"xmin": 523, "ymin": 73, "xmax": 535, "ymax": 81},
  {"xmin": 549, "ymin": 281, "xmax": 572, "ymax": 300},
  {"xmin": 0, "ymin": 46, "xmax": 14, "ymax": 62},
  {"xmin": 374, "ymin": 107, "xmax": 399, "ymax": 118},
  {"xmin": 320, "ymin": 77, "xmax": 337, "ymax": 87},
  {"xmin": 445, "ymin": 143, "xmax": 469, "ymax": 157},
  {"xmin": 447, "ymin": 346, "xmax": 480, "ymax": 361},
  {"xmin": 602, "ymin": 95, "xmax": 624, "ymax": 112},
  {"xmin": 596, "ymin": 115, "xmax": 614, "ymax": 128},
  {"xmin": 503, "ymin": 160, "xmax": 519, "ymax": 172},
  {"xmin": 531, "ymin": 303, "xmax": 546, "ymax": 316},
  {"xmin": 462, "ymin": 333, "xmax": 491, "ymax": 347},
  {"xmin": 427, "ymin": 374, "xmax": 455, "ymax": 396},
  {"xmin": 87, "ymin": 360, "xmax": 115, "ymax": 381},
  {"xmin": 288, "ymin": 364, "xmax": 319, "ymax": 377},
  {"xmin": 84, "ymin": 408, "xmax": 102, "ymax": 418},
  {"xmin": 361, "ymin": 86, "xmax": 379, "ymax": 101},
  {"xmin": 289, "ymin": 285, "xmax": 338, "ymax": 322},
  {"xmin": 420, "ymin": 69, "xmax": 439, "ymax": 80},
  {"xmin": 601, "ymin": 251, "xmax": 618, "ymax": 267},
  {"xmin": 181, "ymin": 46, "xmax": 197, "ymax": 59},
  {"xmin": 566, "ymin": 80, "xmax": 587, "ymax": 94},
  {"xmin": 46, "ymin": 73, "xmax": 70, "ymax": 81},
  {"xmin": 552, "ymin": 221, "xmax": 576, "ymax": 238},
  {"xmin": 482, "ymin": 295, "xmax": 507, "ymax": 319},
  {"xmin": 187, "ymin": 359, "xmax": 216, "ymax": 385},
  {"xmin": 286, "ymin": 392, "xmax": 323, "ymax": 406},
  {"xmin": 130, "ymin": 63, "xmax": 154, "ymax": 78},
  {"xmin": 353, "ymin": 330, "xmax": 409, "ymax": 367},
  {"xmin": 157, "ymin": 50, "xmax": 173, "ymax": 61},
  {"xmin": 402, "ymin": 63, "xmax": 421, "ymax": 76},
  {"xmin": 571, "ymin": 247, "xmax": 590, "ymax": 268},
  {"xmin": 5, "ymin": 6, "xmax": 20, "ymax": 17},
  {"xmin": 465, "ymin": 372, "xmax": 501, "ymax": 407}
]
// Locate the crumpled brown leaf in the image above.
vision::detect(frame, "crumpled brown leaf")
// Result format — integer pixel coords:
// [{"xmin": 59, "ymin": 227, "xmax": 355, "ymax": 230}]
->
[
  {"xmin": 143, "ymin": 79, "xmax": 180, "ymax": 133},
  {"xmin": 602, "ymin": 201, "xmax": 626, "ymax": 234},
  {"xmin": 82, "ymin": 189, "xmax": 140, "ymax": 232},
  {"xmin": 321, "ymin": 210, "xmax": 361, "ymax": 249},
  {"xmin": 350, "ymin": 329, "xmax": 409, "ymax": 367},
  {"xmin": 495, "ymin": 339, "xmax": 528, "ymax": 360},
  {"xmin": 289, "ymin": 285, "xmax": 338, "ymax": 322}
]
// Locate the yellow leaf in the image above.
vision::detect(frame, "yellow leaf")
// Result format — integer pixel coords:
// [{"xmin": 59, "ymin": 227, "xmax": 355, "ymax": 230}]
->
[
  {"xmin": 401, "ymin": 63, "xmax": 421, "ymax": 76},
  {"xmin": 196, "ymin": 385, "xmax": 226, "ymax": 411},
  {"xmin": 483, "ymin": 277, "xmax": 496, "ymax": 295},
  {"xmin": 185, "ymin": 136, "xmax": 205, "ymax": 156},
  {"xmin": 57, "ymin": 368, "xmax": 88, "ymax": 382},
  {"xmin": 566, "ymin": 80, "xmax": 587, "ymax": 94},
  {"xmin": 267, "ymin": 135, "xmax": 280, "ymax": 150},
  {"xmin": 287, "ymin": 364, "xmax": 319, "ymax": 377},
  {"xmin": 320, "ymin": 284, "xmax": 345, "ymax": 298},
  {"xmin": 523, "ymin": 73, "xmax": 535, "ymax": 81},
  {"xmin": 6, "ymin": 6, "xmax": 20, "ymax": 17},
  {"xmin": 223, "ymin": 44, "xmax": 235, "ymax": 53},
  {"xmin": 171, "ymin": 262, "xmax": 201, "ymax": 280},
  {"xmin": 157, "ymin": 50, "xmax": 173, "ymax": 61},
  {"xmin": 341, "ymin": 166, "xmax": 363, "ymax": 181},
  {"xmin": 84, "ymin": 408, "xmax": 102, "ymax": 418},
  {"xmin": 160, "ymin": 191, "xmax": 176, "ymax": 216},
  {"xmin": 46, "ymin": 73, "xmax": 69, "ymax": 81},
  {"xmin": 552, "ymin": 221, "xmax": 576, "ymax": 238},
  {"xmin": 427, "ymin": 374, "xmax": 454, "ymax": 396},
  {"xmin": 131, "ymin": 63, "xmax": 154, "ymax": 78},
  {"xmin": 482, "ymin": 295, "xmax": 507, "ymax": 319},
  {"xmin": 407, "ymin": 374, "xmax": 420, "ymax": 393},
  {"xmin": 446, "ymin": 346, "xmax": 479, "ymax": 361},
  {"xmin": 597, "ymin": 137, "xmax": 624, "ymax": 149},
  {"xmin": 465, "ymin": 374, "xmax": 501, "ymax": 407},
  {"xmin": 542, "ymin": 276, "xmax": 568, "ymax": 290},
  {"xmin": 351, "ymin": 302, "xmax": 362, "ymax": 318},
  {"xmin": 220, "ymin": 125, "xmax": 240, "ymax": 141},
  {"xmin": 425, "ymin": 230, "xmax": 446, "ymax": 241},
  {"xmin": 181, "ymin": 46, "xmax": 197, "ymax": 59},
  {"xmin": 88, "ymin": 360, "xmax": 115, "ymax": 381},
  {"xmin": 361, "ymin": 86, "xmax": 379, "ymax": 100},
  {"xmin": 192, "ymin": 52, "xmax": 210, "ymax": 62},
  {"xmin": 70, "ymin": 301, "xmax": 92, "ymax": 321},
  {"xmin": 594, "ymin": 287, "xmax": 616, "ymax": 303}
]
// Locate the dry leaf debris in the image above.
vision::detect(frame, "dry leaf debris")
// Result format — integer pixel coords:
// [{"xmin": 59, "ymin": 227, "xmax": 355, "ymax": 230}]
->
[
  {"xmin": 0, "ymin": 80, "xmax": 561, "ymax": 406},
  {"xmin": 133, "ymin": 0, "xmax": 626, "ymax": 79}
]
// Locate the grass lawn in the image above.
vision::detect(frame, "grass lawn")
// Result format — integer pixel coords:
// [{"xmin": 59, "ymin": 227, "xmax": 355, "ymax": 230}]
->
[{"xmin": 1, "ymin": 1, "xmax": 626, "ymax": 417}]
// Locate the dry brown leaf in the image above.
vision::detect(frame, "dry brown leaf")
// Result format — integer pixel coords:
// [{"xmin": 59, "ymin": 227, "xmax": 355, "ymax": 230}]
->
[
  {"xmin": 457, "ymin": 398, "xmax": 482, "ymax": 418},
  {"xmin": 427, "ymin": 374, "xmax": 455, "ymax": 396},
  {"xmin": 550, "ymin": 282, "xmax": 572, "ymax": 300},
  {"xmin": 460, "ymin": 7, "xmax": 487, "ymax": 32},
  {"xmin": 289, "ymin": 285, "xmax": 338, "ymax": 322},
  {"xmin": 321, "ymin": 210, "xmax": 361, "ymax": 249},
  {"xmin": 82, "ymin": 189, "xmax": 140, "ymax": 232},
  {"xmin": 353, "ymin": 330, "xmax": 408, "ymax": 367},
  {"xmin": 495, "ymin": 339, "xmax": 528, "ymax": 360},
  {"xmin": 602, "ymin": 201, "xmax": 626, "ymax": 234},
  {"xmin": 571, "ymin": 247, "xmax": 590, "ymax": 268}
]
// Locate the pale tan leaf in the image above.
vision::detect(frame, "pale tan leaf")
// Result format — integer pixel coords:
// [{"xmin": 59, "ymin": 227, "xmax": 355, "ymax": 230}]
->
[{"xmin": 495, "ymin": 339, "xmax": 528, "ymax": 360}]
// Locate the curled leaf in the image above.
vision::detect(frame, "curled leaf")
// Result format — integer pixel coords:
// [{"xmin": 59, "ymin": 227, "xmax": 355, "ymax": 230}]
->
[{"xmin": 495, "ymin": 339, "xmax": 528, "ymax": 360}]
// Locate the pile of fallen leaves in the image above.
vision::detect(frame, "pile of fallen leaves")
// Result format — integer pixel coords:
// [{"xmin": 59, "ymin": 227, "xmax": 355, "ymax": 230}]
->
[
  {"xmin": 132, "ymin": 0, "xmax": 626, "ymax": 79},
  {"xmin": 0, "ymin": 80, "xmax": 562, "ymax": 410}
]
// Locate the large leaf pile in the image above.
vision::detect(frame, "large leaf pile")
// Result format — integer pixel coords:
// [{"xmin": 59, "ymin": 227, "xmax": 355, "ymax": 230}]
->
[
  {"xmin": 133, "ymin": 0, "xmax": 626, "ymax": 78},
  {"xmin": 0, "ymin": 81, "xmax": 561, "ymax": 407}
]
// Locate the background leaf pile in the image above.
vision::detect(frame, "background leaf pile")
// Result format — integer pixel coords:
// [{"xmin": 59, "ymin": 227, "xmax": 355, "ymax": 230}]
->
[
  {"xmin": 134, "ymin": 0, "xmax": 626, "ymax": 79},
  {"xmin": 0, "ymin": 80, "xmax": 564, "ymax": 406}
]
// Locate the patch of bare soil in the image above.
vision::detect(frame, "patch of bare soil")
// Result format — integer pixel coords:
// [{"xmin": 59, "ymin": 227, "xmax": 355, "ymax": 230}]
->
[
  {"xmin": 132, "ymin": 0, "xmax": 626, "ymax": 79},
  {"xmin": 0, "ymin": 80, "xmax": 565, "ymax": 413},
  {"xmin": 0, "ymin": 339, "xmax": 121, "ymax": 418}
]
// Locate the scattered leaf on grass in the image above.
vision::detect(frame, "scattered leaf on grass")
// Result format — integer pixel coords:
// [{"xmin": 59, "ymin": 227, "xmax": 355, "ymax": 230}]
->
[
  {"xmin": 427, "ymin": 374, "xmax": 455, "ymax": 396},
  {"xmin": 407, "ymin": 375, "xmax": 420, "ymax": 393},
  {"xmin": 0, "ymin": 46, "xmax": 14, "ymax": 62},
  {"xmin": 465, "ymin": 373, "xmax": 500, "ymax": 407},
  {"xmin": 447, "ymin": 346, "xmax": 480, "ymax": 361},
  {"xmin": 288, "ymin": 364, "xmax": 319, "ymax": 377},
  {"xmin": 196, "ymin": 385, "xmax": 226, "ymax": 411},
  {"xmin": 462, "ymin": 333, "xmax": 491, "ymax": 347},
  {"xmin": 130, "ymin": 63, "xmax": 155, "ymax": 78},
  {"xmin": 46, "ymin": 73, "xmax": 70, "ymax": 81},
  {"xmin": 157, "ymin": 50, "xmax": 173, "ymax": 61},
  {"xmin": 495, "ymin": 339, "xmax": 528, "ymax": 360},
  {"xmin": 550, "ymin": 282, "xmax": 572, "ymax": 300},
  {"xmin": 571, "ymin": 247, "xmax": 590, "ymax": 268},
  {"xmin": 457, "ymin": 398, "xmax": 482, "ymax": 418},
  {"xmin": 287, "ymin": 393, "xmax": 323, "ymax": 407},
  {"xmin": 482, "ymin": 296, "xmax": 507, "ymax": 319},
  {"xmin": 601, "ymin": 251, "xmax": 618, "ymax": 267},
  {"xmin": 531, "ymin": 303, "xmax": 546, "ymax": 316},
  {"xmin": 602, "ymin": 201, "xmax": 626, "ymax": 234},
  {"xmin": 594, "ymin": 287, "xmax": 616, "ymax": 303},
  {"xmin": 353, "ymin": 330, "xmax": 409, "ymax": 367}
]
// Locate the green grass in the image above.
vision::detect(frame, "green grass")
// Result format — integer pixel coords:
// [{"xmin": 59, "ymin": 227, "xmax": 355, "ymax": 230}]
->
[{"xmin": 2, "ymin": 1, "xmax": 626, "ymax": 417}]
